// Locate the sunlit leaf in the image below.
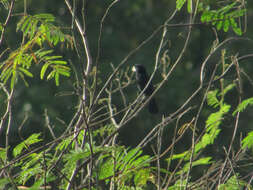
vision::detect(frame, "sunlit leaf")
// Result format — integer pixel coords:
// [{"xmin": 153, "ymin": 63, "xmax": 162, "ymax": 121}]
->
[
  {"xmin": 13, "ymin": 133, "xmax": 42, "ymax": 157},
  {"xmin": 242, "ymin": 131, "xmax": 253, "ymax": 149},
  {"xmin": 233, "ymin": 97, "xmax": 253, "ymax": 115},
  {"xmin": 176, "ymin": 0, "xmax": 186, "ymax": 10},
  {"xmin": 40, "ymin": 62, "xmax": 50, "ymax": 79},
  {"xmin": 19, "ymin": 67, "xmax": 33, "ymax": 77},
  {"xmin": 10, "ymin": 70, "xmax": 16, "ymax": 89},
  {"xmin": 55, "ymin": 72, "xmax": 59, "ymax": 86}
]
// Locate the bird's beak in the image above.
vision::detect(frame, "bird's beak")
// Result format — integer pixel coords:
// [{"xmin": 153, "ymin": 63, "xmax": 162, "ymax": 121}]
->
[{"xmin": 132, "ymin": 66, "xmax": 136, "ymax": 72}]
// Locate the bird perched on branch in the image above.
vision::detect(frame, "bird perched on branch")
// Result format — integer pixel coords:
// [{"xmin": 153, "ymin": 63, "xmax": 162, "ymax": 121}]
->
[{"xmin": 132, "ymin": 64, "xmax": 158, "ymax": 114}]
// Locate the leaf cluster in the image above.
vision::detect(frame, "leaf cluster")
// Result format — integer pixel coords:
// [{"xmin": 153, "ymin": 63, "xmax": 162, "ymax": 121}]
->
[
  {"xmin": 176, "ymin": 0, "xmax": 246, "ymax": 35},
  {"xmin": 0, "ymin": 13, "xmax": 72, "ymax": 88},
  {"xmin": 200, "ymin": 2, "xmax": 246, "ymax": 35}
]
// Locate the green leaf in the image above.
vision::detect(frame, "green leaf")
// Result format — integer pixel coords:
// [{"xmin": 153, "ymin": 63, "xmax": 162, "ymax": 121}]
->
[
  {"xmin": 220, "ymin": 2, "xmax": 236, "ymax": 14},
  {"xmin": 55, "ymin": 72, "xmax": 59, "ymax": 86},
  {"xmin": 230, "ymin": 18, "xmax": 238, "ymax": 29},
  {"xmin": 172, "ymin": 103, "xmax": 230, "ymax": 161},
  {"xmin": 65, "ymin": 148, "xmax": 91, "ymax": 163},
  {"xmin": 0, "ymin": 23, "xmax": 3, "ymax": 31},
  {"xmin": 98, "ymin": 147, "xmax": 151, "ymax": 181},
  {"xmin": 35, "ymin": 49, "xmax": 53, "ymax": 58},
  {"xmin": 44, "ymin": 55, "xmax": 62, "ymax": 61},
  {"xmin": 23, "ymin": 18, "xmax": 33, "ymax": 37},
  {"xmin": 134, "ymin": 168, "xmax": 150, "ymax": 186},
  {"xmin": 207, "ymin": 90, "xmax": 220, "ymax": 108},
  {"xmin": 17, "ymin": 14, "xmax": 55, "ymax": 40},
  {"xmin": 30, "ymin": 20, "xmax": 38, "ymax": 38},
  {"xmin": 206, "ymin": 104, "xmax": 230, "ymax": 131},
  {"xmin": 30, "ymin": 175, "xmax": 56, "ymax": 190},
  {"xmin": 133, "ymin": 155, "xmax": 151, "ymax": 168},
  {"xmin": 241, "ymin": 131, "xmax": 253, "ymax": 149},
  {"xmin": 201, "ymin": 11, "xmax": 212, "ymax": 22},
  {"xmin": 47, "ymin": 70, "xmax": 55, "ymax": 80},
  {"xmin": 0, "ymin": 147, "xmax": 7, "ymax": 161},
  {"xmin": 13, "ymin": 133, "xmax": 42, "ymax": 157},
  {"xmin": 18, "ymin": 67, "xmax": 33, "ymax": 77},
  {"xmin": 35, "ymin": 13, "xmax": 55, "ymax": 22},
  {"xmin": 176, "ymin": 0, "xmax": 186, "ymax": 10},
  {"xmin": 200, "ymin": 2, "xmax": 245, "ymax": 36},
  {"xmin": 223, "ymin": 19, "xmax": 230, "ymax": 32},
  {"xmin": 233, "ymin": 97, "xmax": 253, "ymax": 116},
  {"xmin": 51, "ymin": 60, "xmax": 67, "ymax": 65},
  {"xmin": 1, "ymin": 67, "xmax": 12, "ymax": 82},
  {"xmin": 187, "ymin": 0, "xmax": 192, "ymax": 13},
  {"xmin": 195, "ymin": 104, "xmax": 230, "ymax": 153},
  {"xmin": 18, "ymin": 71, "xmax": 29, "ymax": 87},
  {"xmin": 218, "ymin": 175, "xmax": 248, "ymax": 189},
  {"xmin": 18, "ymin": 163, "xmax": 42, "ymax": 185},
  {"xmin": 179, "ymin": 157, "xmax": 212, "ymax": 174},
  {"xmin": 195, "ymin": 128, "xmax": 221, "ymax": 152},
  {"xmin": 55, "ymin": 137, "xmax": 72, "ymax": 151},
  {"xmin": 123, "ymin": 148, "xmax": 141, "ymax": 163},
  {"xmin": 217, "ymin": 20, "xmax": 223, "ymax": 31},
  {"xmin": 168, "ymin": 180, "xmax": 188, "ymax": 190},
  {"xmin": 223, "ymin": 83, "xmax": 236, "ymax": 96},
  {"xmin": 56, "ymin": 68, "xmax": 71, "ymax": 77},
  {"xmin": 10, "ymin": 70, "xmax": 16, "ymax": 89},
  {"xmin": 169, "ymin": 151, "xmax": 189, "ymax": 161},
  {"xmin": 98, "ymin": 157, "xmax": 114, "ymax": 180},
  {"xmin": 233, "ymin": 27, "xmax": 242, "ymax": 36},
  {"xmin": 17, "ymin": 15, "xmax": 30, "ymax": 32},
  {"xmin": 63, "ymin": 148, "xmax": 91, "ymax": 174},
  {"xmin": 118, "ymin": 148, "xmax": 142, "ymax": 171},
  {"xmin": 40, "ymin": 63, "xmax": 50, "ymax": 79}
]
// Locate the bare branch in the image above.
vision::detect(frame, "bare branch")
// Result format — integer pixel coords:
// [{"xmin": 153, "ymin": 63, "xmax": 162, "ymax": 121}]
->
[{"xmin": 0, "ymin": 0, "xmax": 15, "ymax": 47}]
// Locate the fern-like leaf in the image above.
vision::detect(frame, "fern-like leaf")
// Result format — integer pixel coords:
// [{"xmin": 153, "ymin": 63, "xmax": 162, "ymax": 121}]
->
[
  {"xmin": 207, "ymin": 90, "xmax": 220, "ymax": 108},
  {"xmin": 13, "ymin": 133, "xmax": 42, "ymax": 157},
  {"xmin": 233, "ymin": 97, "xmax": 253, "ymax": 116},
  {"xmin": 178, "ymin": 157, "xmax": 213, "ymax": 174},
  {"xmin": 176, "ymin": 0, "xmax": 187, "ymax": 11},
  {"xmin": 241, "ymin": 131, "xmax": 253, "ymax": 149},
  {"xmin": 200, "ymin": 2, "xmax": 246, "ymax": 35}
]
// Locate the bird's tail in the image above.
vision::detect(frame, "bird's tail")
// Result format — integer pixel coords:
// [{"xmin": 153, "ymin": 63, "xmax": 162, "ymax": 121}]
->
[{"xmin": 148, "ymin": 97, "xmax": 158, "ymax": 114}]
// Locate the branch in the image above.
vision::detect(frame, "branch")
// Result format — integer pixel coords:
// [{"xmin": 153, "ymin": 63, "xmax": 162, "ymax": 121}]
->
[
  {"xmin": 64, "ymin": 0, "xmax": 93, "ymax": 76},
  {"xmin": 0, "ymin": 0, "xmax": 15, "ymax": 47}
]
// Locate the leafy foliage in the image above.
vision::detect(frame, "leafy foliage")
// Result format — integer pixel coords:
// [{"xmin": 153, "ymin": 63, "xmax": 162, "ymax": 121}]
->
[
  {"xmin": 11, "ymin": 134, "xmax": 54, "ymax": 185},
  {"xmin": 170, "ymin": 87, "xmax": 231, "ymax": 162},
  {"xmin": 241, "ymin": 131, "xmax": 253, "ymax": 150},
  {"xmin": 200, "ymin": 103, "xmax": 230, "ymax": 144},
  {"xmin": 0, "ymin": 13, "xmax": 72, "ymax": 88},
  {"xmin": 200, "ymin": 2, "xmax": 246, "ymax": 35},
  {"xmin": 16, "ymin": 14, "xmax": 71, "ymax": 46},
  {"xmin": 178, "ymin": 157, "xmax": 213, "ymax": 174},
  {"xmin": 13, "ymin": 133, "xmax": 42, "ymax": 157},
  {"xmin": 218, "ymin": 175, "xmax": 249, "ymax": 190},
  {"xmin": 98, "ymin": 147, "xmax": 152, "ymax": 188},
  {"xmin": 176, "ymin": 1, "xmax": 245, "ymax": 35},
  {"xmin": 207, "ymin": 90, "xmax": 220, "ymax": 108},
  {"xmin": 233, "ymin": 97, "xmax": 253, "ymax": 116},
  {"xmin": 176, "ymin": 0, "xmax": 192, "ymax": 13}
]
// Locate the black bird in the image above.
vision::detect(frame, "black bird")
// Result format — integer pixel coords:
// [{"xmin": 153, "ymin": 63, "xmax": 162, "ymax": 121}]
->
[{"xmin": 132, "ymin": 64, "xmax": 158, "ymax": 114}]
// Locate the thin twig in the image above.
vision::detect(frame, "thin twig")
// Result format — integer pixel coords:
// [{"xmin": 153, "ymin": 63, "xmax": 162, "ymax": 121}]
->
[{"xmin": 0, "ymin": 0, "xmax": 15, "ymax": 46}]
